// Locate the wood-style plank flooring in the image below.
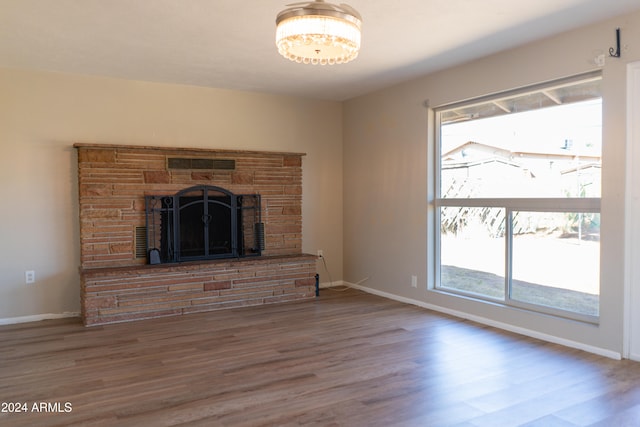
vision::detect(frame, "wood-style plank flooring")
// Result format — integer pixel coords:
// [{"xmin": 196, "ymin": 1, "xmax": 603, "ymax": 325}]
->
[{"xmin": 2, "ymin": 289, "xmax": 640, "ymax": 426}]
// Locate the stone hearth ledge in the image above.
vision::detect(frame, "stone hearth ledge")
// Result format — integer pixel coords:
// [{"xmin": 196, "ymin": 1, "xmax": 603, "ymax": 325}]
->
[{"xmin": 80, "ymin": 254, "xmax": 318, "ymax": 326}]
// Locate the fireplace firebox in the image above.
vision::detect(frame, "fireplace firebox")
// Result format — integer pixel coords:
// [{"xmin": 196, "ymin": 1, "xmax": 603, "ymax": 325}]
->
[{"xmin": 145, "ymin": 185, "xmax": 264, "ymax": 264}]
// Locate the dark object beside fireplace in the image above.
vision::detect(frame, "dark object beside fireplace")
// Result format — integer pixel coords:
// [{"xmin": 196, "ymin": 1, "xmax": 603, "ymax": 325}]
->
[{"xmin": 145, "ymin": 185, "xmax": 264, "ymax": 264}]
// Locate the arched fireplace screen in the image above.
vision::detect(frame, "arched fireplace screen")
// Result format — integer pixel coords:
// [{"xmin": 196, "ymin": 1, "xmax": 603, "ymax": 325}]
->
[{"xmin": 145, "ymin": 185, "xmax": 263, "ymax": 264}]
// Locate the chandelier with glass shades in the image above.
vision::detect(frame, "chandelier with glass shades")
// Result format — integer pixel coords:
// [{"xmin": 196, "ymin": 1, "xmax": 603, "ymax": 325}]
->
[{"xmin": 275, "ymin": 0, "xmax": 362, "ymax": 65}]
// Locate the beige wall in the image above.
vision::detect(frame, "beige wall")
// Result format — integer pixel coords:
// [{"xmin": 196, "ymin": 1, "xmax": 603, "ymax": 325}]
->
[
  {"xmin": 0, "ymin": 68, "xmax": 343, "ymax": 319},
  {"xmin": 343, "ymin": 11, "xmax": 640, "ymax": 354}
]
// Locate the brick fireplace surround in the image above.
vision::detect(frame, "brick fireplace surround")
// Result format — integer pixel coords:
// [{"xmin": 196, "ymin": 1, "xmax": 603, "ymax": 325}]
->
[{"xmin": 75, "ymin": 143, "xmax": 317, "ymax": 326}]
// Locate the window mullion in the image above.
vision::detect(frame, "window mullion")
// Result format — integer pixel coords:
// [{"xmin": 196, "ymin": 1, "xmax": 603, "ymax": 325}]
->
[{"xmin": 505, "ymin": 208, "xmax": 513, "ymax": 303}]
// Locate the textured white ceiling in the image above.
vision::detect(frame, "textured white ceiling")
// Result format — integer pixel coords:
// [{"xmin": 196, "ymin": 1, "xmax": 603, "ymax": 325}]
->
[{"xmin": 0, "ymin": 0, "xmax": 638, "ymax": 101}]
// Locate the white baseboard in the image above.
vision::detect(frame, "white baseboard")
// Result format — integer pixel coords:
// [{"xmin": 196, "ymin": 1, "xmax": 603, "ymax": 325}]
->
[
  {"xmin": 629, "ymin": 352, "xmax": 640, "ymax": 362},
  {"xmin": 344, "ymin": 282, "xmax": 622, "ymax": 360},
  {"xmin": 0, "ymin": 312, "xmax": 80, "ymax": 326}
]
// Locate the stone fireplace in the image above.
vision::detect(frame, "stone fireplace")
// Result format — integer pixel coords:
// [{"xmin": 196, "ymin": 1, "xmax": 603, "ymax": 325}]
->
[{"xmin": 75, "ymin": 143, "xmax": 317, "ymax": 326}]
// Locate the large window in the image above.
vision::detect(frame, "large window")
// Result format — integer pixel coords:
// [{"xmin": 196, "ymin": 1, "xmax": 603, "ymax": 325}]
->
[{"xmin": 434, "ymin": 72, "xmax": 602, "ymax": 322}]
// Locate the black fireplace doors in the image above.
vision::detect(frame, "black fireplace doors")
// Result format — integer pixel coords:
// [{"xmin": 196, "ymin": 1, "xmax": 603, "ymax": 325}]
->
[{"xmin": 145, "ymin": 185, "xmax": 263, "ymax": 264}]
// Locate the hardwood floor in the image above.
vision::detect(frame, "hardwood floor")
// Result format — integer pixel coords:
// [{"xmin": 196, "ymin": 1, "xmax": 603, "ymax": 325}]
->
[{"xmin": 1, "ymin": 289, "xmax": 640, "ymax": 427}]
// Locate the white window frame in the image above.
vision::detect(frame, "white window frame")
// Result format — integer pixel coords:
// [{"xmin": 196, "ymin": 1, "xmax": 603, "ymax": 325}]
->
[{"xmin": 433, "ymin": 72, "xmax": 602, "ymax": 324}]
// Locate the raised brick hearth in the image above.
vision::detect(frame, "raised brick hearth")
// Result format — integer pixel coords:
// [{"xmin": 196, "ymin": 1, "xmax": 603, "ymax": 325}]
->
[
  {"xmin": 75, "ymin": 143, "xmax": 316, "ymax": 326},
  {"xmin": 81, "ymin": 255, "xmax": 317, "ymax": 326}
]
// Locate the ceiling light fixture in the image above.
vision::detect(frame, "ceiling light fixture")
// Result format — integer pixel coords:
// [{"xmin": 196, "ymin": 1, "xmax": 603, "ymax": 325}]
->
[{"xmin": 275, "ymin": 0, "xmax": 362, "ymax": 65}]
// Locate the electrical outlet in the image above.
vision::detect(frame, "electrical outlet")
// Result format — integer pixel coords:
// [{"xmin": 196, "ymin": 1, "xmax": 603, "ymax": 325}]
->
[
  {"xmin": 411, "ymin": 275, "xmax": 417, "ymax": 288},
  {"xmin": 25, "ymin": 270, "xmax": 35, "ymax": 284},
  {"xmin": 317, "ymin": 249, "xmax": 323, "ymax": 258}
]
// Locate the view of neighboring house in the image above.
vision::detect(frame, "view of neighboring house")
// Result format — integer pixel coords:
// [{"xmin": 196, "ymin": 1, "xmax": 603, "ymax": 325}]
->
[{"xmin": 442, "ymin": 140, "xmax": 601, "ymax": 200}]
